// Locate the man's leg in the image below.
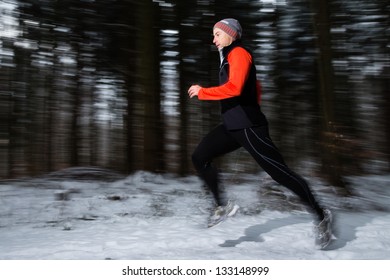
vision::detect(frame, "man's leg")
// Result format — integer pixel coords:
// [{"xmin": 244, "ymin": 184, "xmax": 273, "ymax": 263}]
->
[
  {"xmin": 232, "ymin": 126, "xmax": 325, "ymax": 220},
  {"xmin": 192, "ymin": 124, "xmax": 241, "ymax": 206}
]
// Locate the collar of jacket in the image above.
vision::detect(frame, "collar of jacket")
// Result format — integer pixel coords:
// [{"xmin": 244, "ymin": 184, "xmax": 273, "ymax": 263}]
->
[{"xmin": 221, "ymin": 39, "xmax": 243, "ymax": 58}]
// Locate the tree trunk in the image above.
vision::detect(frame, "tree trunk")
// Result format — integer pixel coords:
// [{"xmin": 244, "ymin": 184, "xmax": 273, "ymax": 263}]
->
[
  {"xmin": 136, "ymin": 1, "xmax": 164, "ymax": 172},
  {"xmin": 310, "ymin": 0, "xmax": 350, "ymax": 192}
]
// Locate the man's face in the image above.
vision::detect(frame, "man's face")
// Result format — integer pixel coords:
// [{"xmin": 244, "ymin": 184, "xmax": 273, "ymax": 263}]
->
[{"xmin": 213, "ymin": 28, "xmax": 234, "ymax": 50}]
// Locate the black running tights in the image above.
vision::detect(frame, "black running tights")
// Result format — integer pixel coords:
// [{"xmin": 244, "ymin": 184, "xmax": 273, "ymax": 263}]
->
[{"xmin": 192, "ymin": 124, "xmax": 325, "ymax": 221}]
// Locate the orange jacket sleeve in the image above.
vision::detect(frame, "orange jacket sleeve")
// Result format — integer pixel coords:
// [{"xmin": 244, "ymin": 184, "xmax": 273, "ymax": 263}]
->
[{"xmin": 198, "ymin": 47, "xmax": 252, "ymax": 100}]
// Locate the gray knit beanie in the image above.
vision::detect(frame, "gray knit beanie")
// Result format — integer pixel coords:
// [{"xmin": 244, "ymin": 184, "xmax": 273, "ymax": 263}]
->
[{"xmin": 213, "ymin": 18, "xmax": 242, "ymax": 39}]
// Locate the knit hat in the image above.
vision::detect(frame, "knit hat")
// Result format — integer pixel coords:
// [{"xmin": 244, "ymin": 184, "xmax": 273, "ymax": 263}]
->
[{"xmin": 213, "ymin": 18, "xmax": 242, "ymax": 39}]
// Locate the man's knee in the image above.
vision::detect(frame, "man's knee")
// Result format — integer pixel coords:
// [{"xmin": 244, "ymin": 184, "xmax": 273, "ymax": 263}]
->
[{"xmin": 192, "ymin": 150, "xmax": 212, "ymax": 172}]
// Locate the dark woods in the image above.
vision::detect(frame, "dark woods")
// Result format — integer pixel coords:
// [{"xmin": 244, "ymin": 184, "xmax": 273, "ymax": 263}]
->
[{"xmin": 0, "ymin": 0, "xmax": 389, "ymax": 191}]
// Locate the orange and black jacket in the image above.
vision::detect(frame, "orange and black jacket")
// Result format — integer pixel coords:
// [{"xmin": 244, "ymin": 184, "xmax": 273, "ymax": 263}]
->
[{"xmin": 198, "ymin": 40, "xmax": 268, "ymax": 130}]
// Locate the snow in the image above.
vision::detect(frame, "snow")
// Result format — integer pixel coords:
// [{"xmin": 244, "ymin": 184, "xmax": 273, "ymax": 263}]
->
[{"xmin": 0, "ymin": 168, "xmax": 390, "ymax": 260}]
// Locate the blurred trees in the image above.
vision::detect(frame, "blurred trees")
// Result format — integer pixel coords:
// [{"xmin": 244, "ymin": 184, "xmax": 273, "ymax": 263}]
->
[{"xmin": 0, "ymin": 0, "xmax": 389, "ymax": 188}]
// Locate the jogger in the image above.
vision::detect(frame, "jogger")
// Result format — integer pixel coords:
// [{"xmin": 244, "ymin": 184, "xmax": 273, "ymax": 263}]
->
[{"xmin": 187, "ymin": 18, "xmax": 333, "ymax": 248}]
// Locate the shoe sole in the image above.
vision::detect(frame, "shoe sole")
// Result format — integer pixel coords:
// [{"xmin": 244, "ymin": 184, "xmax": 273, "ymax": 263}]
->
[
  {"xmin": 228, "ymin": 204, "xmax": 240, "ymax": 217},
  {"xmin": 208, "ymin": 204, "xmax": 239, "ymax": 228}
]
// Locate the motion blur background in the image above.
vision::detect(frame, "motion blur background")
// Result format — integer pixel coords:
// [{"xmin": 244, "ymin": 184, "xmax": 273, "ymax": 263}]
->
[{"xmin": 0, "ymin": 0, "xmax": 389, "ymax": 192}]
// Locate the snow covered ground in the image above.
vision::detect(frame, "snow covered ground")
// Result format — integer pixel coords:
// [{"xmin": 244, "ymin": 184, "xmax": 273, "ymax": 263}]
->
[{"xmin": 0, "ymin": 168, "xmax": 389, "ymax": 260}]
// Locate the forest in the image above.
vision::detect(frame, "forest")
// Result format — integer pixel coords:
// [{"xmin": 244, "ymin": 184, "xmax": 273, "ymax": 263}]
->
[{"xmin": 0, "ymin": 0, "xmax": 389, "ymax": 192}]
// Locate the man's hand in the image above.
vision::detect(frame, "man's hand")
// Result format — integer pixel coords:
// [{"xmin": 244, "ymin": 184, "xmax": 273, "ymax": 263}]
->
[{"xmin": 188, "ymin": 85, "xmax": 202, "ymax": 98}]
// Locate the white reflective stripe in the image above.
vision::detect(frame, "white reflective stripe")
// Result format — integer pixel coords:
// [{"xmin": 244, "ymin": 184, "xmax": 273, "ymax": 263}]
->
[{"xmin": 244, "ymin": 128, "xmax": 308, "ymax": 189}]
